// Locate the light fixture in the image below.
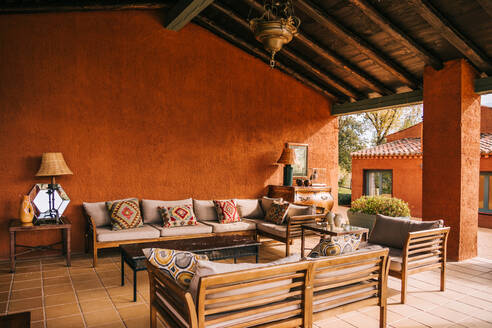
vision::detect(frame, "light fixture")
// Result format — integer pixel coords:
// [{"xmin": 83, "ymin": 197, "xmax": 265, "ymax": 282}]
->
[
  {"xmin": 250, "ymin": 0, "xmax": 300, "ymax": 68},
  {"xmin": 35, "ymin": 152, "xmax": 73, "ymax": 222},
  {"xmin": 277, "ymin": 146, "xmax": 295, "ymax": 186}
]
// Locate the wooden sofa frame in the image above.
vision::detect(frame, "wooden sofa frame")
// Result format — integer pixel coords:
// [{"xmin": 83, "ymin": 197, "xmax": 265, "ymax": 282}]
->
[
  {"xmin": 390, "ymin": 227, "xmax": 450, "ymax": 303},
  {"xmin": 84, "ymin": 214, "xmax": 256, "ymax": 267},
  {"xmin": 147, "ymin": 248, "xmax": 390, "ymax": 328},
  {"xmin": 84, "ymin": 209, "xmax": 325, "ymax": 267}
]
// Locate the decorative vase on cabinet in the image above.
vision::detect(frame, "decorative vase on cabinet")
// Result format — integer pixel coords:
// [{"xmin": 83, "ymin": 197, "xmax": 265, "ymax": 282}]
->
[
  {"xmin": 19, "ymin": 195, "xmax": 34, "ymax": 226},
  {"xmin": 268, "ymin": 185, "xmax": 334, "ymax": 213}
]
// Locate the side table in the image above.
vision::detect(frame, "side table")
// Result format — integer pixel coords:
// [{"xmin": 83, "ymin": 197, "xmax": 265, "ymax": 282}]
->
[{"xmin": 9, "ymin": 217, "xmax": 71, "ymax": 272}]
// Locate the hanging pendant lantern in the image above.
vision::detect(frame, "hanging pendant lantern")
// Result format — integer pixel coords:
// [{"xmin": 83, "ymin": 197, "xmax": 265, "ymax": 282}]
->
[{"xmin": 250, "ymin": 0, "xmax": 301, "ymax": 68}]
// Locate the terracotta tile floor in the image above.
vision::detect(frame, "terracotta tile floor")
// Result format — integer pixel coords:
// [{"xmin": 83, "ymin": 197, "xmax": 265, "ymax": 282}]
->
[{"xmin": 0, "ymin": 230, "xmax": 491, "ymax": 328}]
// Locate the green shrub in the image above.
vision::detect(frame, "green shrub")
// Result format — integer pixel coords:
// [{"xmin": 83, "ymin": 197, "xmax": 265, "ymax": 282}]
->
[
  {"xmin": 338, "ymin": 193, "xmax": 351, "ymax": 206},
  {"xmin": 349, "ymin": 195, "xmax": 410, "ymax": 217}
]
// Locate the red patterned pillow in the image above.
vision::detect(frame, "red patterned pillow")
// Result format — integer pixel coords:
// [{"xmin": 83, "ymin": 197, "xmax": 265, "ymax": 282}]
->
[
  {"xmin": 158, "ymin": 205, "xmax": 198, "ymax": 228},
  {"xmin": 213, "ymin": 200, "xmax": 241, "ymax": 224},
  {"xmin": 106, "ymin": 198, "xmax": 143, "ymax": 230}
]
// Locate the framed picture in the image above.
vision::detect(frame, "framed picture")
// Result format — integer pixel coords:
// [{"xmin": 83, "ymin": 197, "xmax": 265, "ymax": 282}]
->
[{"xmin": 288, "ymin": 143, "xmax": 308, "ymax": 177}]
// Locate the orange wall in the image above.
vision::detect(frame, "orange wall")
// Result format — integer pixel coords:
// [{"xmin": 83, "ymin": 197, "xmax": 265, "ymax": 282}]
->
[
  {"xmin": 352, "ymin": 156, "xmax": 492, "ymax": 227},
  {"xmin": 351, "ymin": 158, "xmax": 423, "ymax": 217},
  {"xmin": 0, "ymin": 11, "xmax": 338, "ymax": 259},
  {"xmin": 480, "ymin": 106, "xmax": 492, "ymax": 133},
  {"xmin": 385, "ymin": 123, "xmax": 422, "ymax": 142}
]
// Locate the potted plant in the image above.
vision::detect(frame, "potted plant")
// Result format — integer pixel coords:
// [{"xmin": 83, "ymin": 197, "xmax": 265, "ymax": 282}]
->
[{"xmin": 347, "ymin": 196, "xmax": 411, "ymax": 233}]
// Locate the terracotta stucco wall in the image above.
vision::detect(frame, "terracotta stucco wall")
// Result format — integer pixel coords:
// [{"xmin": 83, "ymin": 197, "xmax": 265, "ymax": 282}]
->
[
  {"xmin": 0, "ymin": 11, "xmax": 338, "ymax": 259},
  {"xmin": 480, "ymin": 106, "xmax": 492, "ymax": 133},
  {"xmin": 385, "ymin": 123, "xmax": 422, "ymax": 142},
  {"xmin": 351, "ymin": 158, "xmax": 423, "ymax": 217}
]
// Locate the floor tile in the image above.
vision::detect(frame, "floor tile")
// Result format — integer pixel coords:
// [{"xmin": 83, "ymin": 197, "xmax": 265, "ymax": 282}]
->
[
  {"xmin": 10, "ymin": 287, "xmax": 42, "ymax": 300},
  {"xmin": 45, "ymin": 303, "xmax": 81, "ymax": 320},
  {"xmin": 8, "ymin": 297, "xmax": 42, "ymax": 312},
  {"xmin": 43, "ymin": 283, "xmax": 74, "ymax": 296},
  {"xmin": 79, "ymin": 298, "xmax": 114, "ymax": 313},
  {"xmin": 46, "ymin": 313, "xmax": 85, "ymax": 328},
  {"xmin": 44, "ymin": 291, "xmax": 77, "ymax": 306},
  {"xmin": 83, "ymin": 308, "xmax": 121, "ymax": 327}
]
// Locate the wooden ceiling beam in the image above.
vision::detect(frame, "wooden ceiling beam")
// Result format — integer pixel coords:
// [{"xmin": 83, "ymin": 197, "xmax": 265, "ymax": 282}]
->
[
  {"xmin": 242, "ymin": 0, "xmax": 393, "ymax": 96},
  {"xmin": 0, "ymin": 2, "xmax": 169, "ymax": 13},
  {"xmin": 408, "ymin": 0, "xmax": 492, "ymax": 74},
  {"xmin": 193, "ymin": 15, "xmax": 338, "ymax": 101},
  {"xmin": 164, "ymin": 0, "xmax": 213, "ymax": 31},
  {"xmin": 295, "ymin": 0, "xmax": 420, "ymax": 89},
  {"xmin": 347, "ymin": 0, "xmax": 442, "ymax": 70},
  {"xmin": 211, "ymin": 2, "xmax": 361, "ymax": 100}
]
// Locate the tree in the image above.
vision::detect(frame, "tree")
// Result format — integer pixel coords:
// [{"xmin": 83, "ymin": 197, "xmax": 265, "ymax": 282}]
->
[
  {"xmin": 338, "ymin": 115, "xmax": 366, "ymax": 172},
  {"xmin": 364, "ymin": 105, "xmax": 423, "ymax": 145},
  {"xmin": 364, "ymin": 109, "xmax": 402, "ymax": 145}
]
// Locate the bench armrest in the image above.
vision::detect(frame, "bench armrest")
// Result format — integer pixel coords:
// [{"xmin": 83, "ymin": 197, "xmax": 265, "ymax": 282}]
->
[{"xmin": 402, "ymin": 227, "xmax": 450, "ymax": 270}]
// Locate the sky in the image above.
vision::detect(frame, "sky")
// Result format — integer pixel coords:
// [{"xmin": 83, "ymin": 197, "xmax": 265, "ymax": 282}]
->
[{"xmin": 482, "ymin": 94, "xmax": 492, "ymax": 107}]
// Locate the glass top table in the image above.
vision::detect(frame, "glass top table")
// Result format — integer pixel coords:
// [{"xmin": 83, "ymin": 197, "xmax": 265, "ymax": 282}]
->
[{"xmin": 300, "ymin": 222, "xmax": 369, "ymax": 258}]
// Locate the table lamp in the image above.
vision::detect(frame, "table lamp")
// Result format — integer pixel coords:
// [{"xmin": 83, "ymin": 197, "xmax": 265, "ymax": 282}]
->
[
  {"xmin": 277, "ymin": 146, "xmax": 295, "ymax": 186},
  {"xmin": 35, "ymin": 152, "xmax": 73, "ymax": 219}
]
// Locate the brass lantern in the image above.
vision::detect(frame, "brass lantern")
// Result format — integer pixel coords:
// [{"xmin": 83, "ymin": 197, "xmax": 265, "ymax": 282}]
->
[{"xmin": 250, "ymin": 0, "xmax": 301, "ymax": 68}]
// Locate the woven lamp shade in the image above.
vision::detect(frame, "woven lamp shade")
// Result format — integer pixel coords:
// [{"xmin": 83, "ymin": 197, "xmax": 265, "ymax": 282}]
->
[
  {"xmin": 36, "ymin": 153, "xmax": 73, "ymax": 177},
  {"xmin": 277, "ymin": 147, "xmax": 295, "ymax": 165}
]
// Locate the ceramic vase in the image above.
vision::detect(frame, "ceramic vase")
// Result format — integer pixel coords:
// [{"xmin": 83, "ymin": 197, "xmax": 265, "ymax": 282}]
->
[
  {"xmin": 334, "ymin": 214, "xmax": 343, "ymax": 227},
  {"xmin": 19, "ymin": 195, "xmax": 34, "ymax": 226}
]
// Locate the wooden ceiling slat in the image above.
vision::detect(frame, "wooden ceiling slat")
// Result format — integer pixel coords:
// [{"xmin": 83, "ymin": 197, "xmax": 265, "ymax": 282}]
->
[
  {"xmin": 241, "ymin": 0, "xmax": 393, "ymax": 96},
  {"xmin": 347, "ymin": 0, "xmax": 442, "ymax": 70},
  {"xmin": 211, "ymin": 2, "xmax": 359, "ymax": 100},
  {"xmin": 295, "ymin": 0, "xmax": 420, "ymax": 89},
  {"xmin": 476, "ymin": 0, "xmax": 492, "ymax": 18},
  {"xmin": 193, "ymin": 15, "xmax": 338, "ymax": 101},
  {"xmin": 408, "ymin": 0, "xmax": 492, "ymax": 74},
  {"xmin": 164, "ymin": 0, "xmax": 214, "ymax": 31}
]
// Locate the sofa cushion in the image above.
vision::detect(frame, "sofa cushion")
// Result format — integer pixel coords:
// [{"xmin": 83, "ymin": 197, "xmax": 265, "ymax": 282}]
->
[
  {"xmin": 264, "ymin": 202, "xmax": 290, "ymax": 225},
  {"xmin": 213, "ymin": 200, "xmax": 241, "ymax": 224},
  {"xmin": 256, "ymin": 221, "xmax": 287, "ymax": 238},
  {"xmin": 193, "ymin": 199, "xmax": 218, "ymax": 221},
  {"xmin": 83, "ymin": 198, "xmax": 131, "ymax": 227},
  {"xmin": 143, "ymin": 248, "xmax": 208, "ymax": 288},
  {"xmin": 159, "ymin": 205, "xmax": 198, "ymax": 228},
  {"xmin": 106, "ymin": 198, "xmax": 143, "ymax": 230},
  {"xmin": 151, "ymin": 222, "xmax": 213, "ymax": 237},
  {"xmin": 96, "ymin": 224, "xmax": 159, "ymax": 242},
  {"xmin": 141, "ymin": 198, "xmax": 193, "ymax": 224},
  {"xmin": 369, "ymin": 214, "xmax": 443, "ymax": 249},
  {"xmin": 286, "ymin": 204, "xmax": 315, "ymax": 220},
  {"xmin": 307, "ymin": 234, "xmax": 362, "ymax": 258},
  {"xmin": 200, "ymin": 220, "xmax": 256, "ymax": 233},
  {"xmin": 235, "ymin": 199, "xmax": 263, "ymax": 219},
  {"xmin": 260, "ymin": 196, "xmax": 283, "ymax": 216},
  {"xmin": 189, "ymin": 255, "xmax": 300, "ymax": 306}
]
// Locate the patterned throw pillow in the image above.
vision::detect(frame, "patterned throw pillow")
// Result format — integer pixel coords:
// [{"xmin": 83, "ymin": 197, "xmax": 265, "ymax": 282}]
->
[
  {"xmin": 213, "ymin": 200, "xmax": 241, "ymax": 224},
  {"xmin": 106, "ymin": 198, "xmax": 143, "ymax": 230},
  {"xmin": 264, "ymin": 202, "xmax": 290, "ymax": 225},
  {"xmin": 145, "ymin": 248, "xmax": 208, "ymax": 288},
  {"xmin": 308, "ymin": 234, "xmax": 362, "ymax": 258},
  {"xmin": 158, "ymin": 205, "xmax": 198, "ymax": 228}
]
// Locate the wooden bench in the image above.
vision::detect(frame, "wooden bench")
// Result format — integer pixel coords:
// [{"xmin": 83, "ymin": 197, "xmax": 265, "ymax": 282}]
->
[{"xmin": 147, "ymin": 248, "xmax": 390, "ymax": 328}]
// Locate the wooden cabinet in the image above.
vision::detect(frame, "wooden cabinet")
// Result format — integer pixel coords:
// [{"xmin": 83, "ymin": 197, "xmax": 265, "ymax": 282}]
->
[{"xmin": 268, "ymin": 185, "xmax": 334, "ymax": 213}]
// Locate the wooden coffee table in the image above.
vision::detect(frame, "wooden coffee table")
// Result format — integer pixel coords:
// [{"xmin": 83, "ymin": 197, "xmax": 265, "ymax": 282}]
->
[
  {"xmin": 300, "ymin": 223, "xmax": 369, "ymax": 258},
  {"xmin": 119, "ymin": 235, "xmax": 261, "ymax": 301}
]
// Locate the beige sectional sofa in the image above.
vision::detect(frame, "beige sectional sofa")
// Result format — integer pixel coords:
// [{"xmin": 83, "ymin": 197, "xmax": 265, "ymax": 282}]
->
[{"xmin": 83, "ymin": 196, "xmax": 317, "ymax": 266}]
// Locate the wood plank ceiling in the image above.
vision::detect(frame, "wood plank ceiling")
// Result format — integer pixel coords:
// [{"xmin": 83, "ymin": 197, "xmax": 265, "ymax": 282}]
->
[{"xmin": 1, "ymin": 0, "xmax": 491, "ymax": 104}]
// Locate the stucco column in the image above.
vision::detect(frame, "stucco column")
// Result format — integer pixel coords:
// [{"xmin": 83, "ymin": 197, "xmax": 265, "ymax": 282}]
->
[{"xmin": 422, "ymin": 59, "xmax": 480, "ymax": 261}]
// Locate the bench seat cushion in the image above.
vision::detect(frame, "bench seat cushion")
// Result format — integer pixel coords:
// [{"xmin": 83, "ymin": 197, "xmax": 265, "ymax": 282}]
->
[
  {"xmin": 151, "ymin": 222, "xmax": 212, "ymax": 237},
  {"xmin": 256, "ymin": 221, "xmax": 287, "ymax": 238},
  {"xmin": 200, "ymin": 220, "xmax": 256, "ymax": 233},
  {"xmin": 96, "ymin": 224, "xmax": 159, "ymax": 242}
]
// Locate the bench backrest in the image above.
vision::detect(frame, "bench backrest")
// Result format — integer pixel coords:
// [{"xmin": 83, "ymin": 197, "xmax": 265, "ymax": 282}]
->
[
  {"xmin": 148, "ymin": 248, "xmax": 390, "ymax": 328},
  {"xmin": 402, "ymin": 227, "xmax": 450, "ymax": 273}
]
